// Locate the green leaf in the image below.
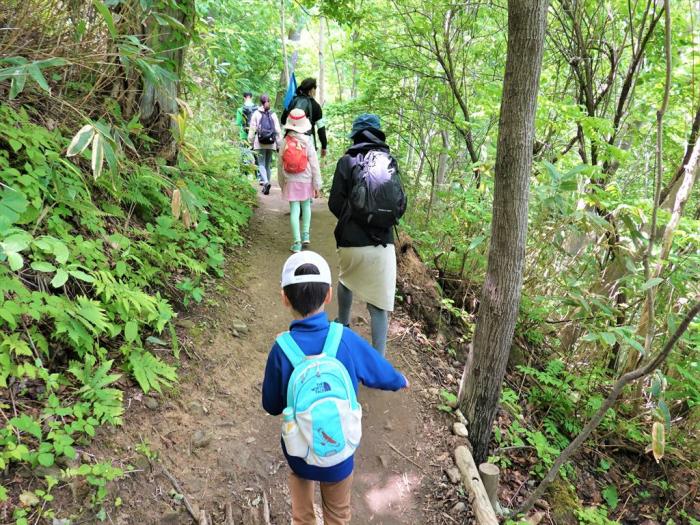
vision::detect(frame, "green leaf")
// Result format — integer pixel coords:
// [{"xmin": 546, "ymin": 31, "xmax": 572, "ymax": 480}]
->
[
  {"xmin": 468, "ymin": 235, "xmax": 487, "ymax": 250},
  {"xmin": 68, "ymin": 270, "xmax": 94, "ymax": 283},
  {"xmin": 27, "ymin": 63, "xmax": 50, "ymax": 92},
  {"xmin": 128, "ymin": 349, "xmax": 177, "ymax": 394},
  {"xmin": 124, "ymin": 320, "xmax": 138, "ymax": 343},
  {"xmin": 66, "ymin": 125, "xmax": 95, "ymax": 157},
  {"xmin": 657, "ymin": 399, "xmax": 671, "ymax": 431},
  {"xmin": 6, "ymin": 251, "xmax": 23, "ymax": 271},
  {"xmin": 2, "ymin": 232, "xmax": 31, "ymax": 252},
  {"xmin": 37, "ymin": 452, "xmax": 55, "ymax": 467},
  {"xmin": 9, "ymin": 71, "xmax": 27, "ymax": 100},
  {"xmin": 51, "ymin": 269, "xmax": 69, "ymax": 288},
  {"xmin": 602, "ymin": 485, "xmax": 618, "ymax": 510},
  {"xmin": 600, "ymin": 332, "xmax": 616, "ymax": 346},
  {"xmin": 10, "ymin": 414, "xmax": 42, "ymax": 439},
  {"xmin": 92, "ymin": 0, "xmax": 118, "ymax": 38},
  {"xmin": 91, "ymin": 133, "xmax": 105, "ymax": 180},
  {"xmin": 50, "ymin": 240, "xmax": 69, "ymax": 264},
  {"xmin": 31, "ymin": 261, "xmax": 56, "ymax": 273},
  {"xmin": 641, "ymin": 277, "xmax": 663, "ymax": 291}
]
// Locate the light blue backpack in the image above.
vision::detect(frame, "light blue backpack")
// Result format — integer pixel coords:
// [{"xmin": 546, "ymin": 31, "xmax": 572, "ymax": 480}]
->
[{"xmin": 276, "ymin": 322, "xmax": 363, "ymax": 467}]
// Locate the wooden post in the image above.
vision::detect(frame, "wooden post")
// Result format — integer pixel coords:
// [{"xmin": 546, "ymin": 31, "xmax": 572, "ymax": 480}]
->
[
  {"xmin": 478, "ymin": 462, "xmax": 501, "ymax": 513},
  {"xmin": 454, "ymin": 446, "xmax": 499, "ymax": 525}
]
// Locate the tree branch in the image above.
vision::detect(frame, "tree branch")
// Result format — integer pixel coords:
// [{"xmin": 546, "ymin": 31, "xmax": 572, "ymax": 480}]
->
[{"xmin": 514, "ymin": 298, "xmax": 700, "ymax": 517}]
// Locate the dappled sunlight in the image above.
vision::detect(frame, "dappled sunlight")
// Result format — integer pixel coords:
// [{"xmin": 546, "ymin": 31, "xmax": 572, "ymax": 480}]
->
[{"xmin": 361, "ymin": 472, "xmax": 422, "ymax": 516}]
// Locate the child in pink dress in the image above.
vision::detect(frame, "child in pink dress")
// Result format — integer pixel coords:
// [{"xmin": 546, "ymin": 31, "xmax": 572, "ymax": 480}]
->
[{"xmin": 278, "ymin": 109, "xmax": 322, "ymax": 253}]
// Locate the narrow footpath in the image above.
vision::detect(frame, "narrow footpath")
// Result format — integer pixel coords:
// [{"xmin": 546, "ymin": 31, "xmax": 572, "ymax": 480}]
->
[{"xmin": 85, "ymin": 186, "xmax": 469, "ymax": 524}]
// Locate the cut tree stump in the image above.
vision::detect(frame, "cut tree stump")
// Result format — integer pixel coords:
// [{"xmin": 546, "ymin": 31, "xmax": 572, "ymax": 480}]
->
[
  {"xmin": 454, "ymin": 446, "xmax": 499, "ymax": 525},
  {"xmin": 478, "ymin": 462, "xmax": 501, "ymax": 512}
]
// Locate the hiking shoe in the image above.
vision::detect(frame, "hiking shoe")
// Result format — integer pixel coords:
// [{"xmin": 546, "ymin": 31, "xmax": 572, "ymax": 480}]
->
[
  {"xmin": 262, "ymin": 183, "xmax": 271, "ymax": 195},
  {"xmin": 290, "ymin": 242, "xmax": 302, "ymax": 253},
  {"xmin": 301, "ymin": 233, "xmax": 310, "ymax": 247}
]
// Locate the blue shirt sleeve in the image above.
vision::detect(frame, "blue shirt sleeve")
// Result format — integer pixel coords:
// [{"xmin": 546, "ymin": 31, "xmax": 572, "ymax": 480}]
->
[
  {"xmin": 262, "ymin": 345, "xmax": 285, "ymax": 416},
  {"xmin": 341, "ymin": 329, "xmax": 407, "ymax": 391}
]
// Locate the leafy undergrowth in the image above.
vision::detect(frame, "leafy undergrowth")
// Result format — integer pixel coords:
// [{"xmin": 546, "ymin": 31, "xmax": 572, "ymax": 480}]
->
[
  {"xmin": 0, "ymin": 104, "xmax": 255, "ymax": 522},
  {"xmin": 491, "ymin": 360, "xmax": 700, "ymax": 524}
]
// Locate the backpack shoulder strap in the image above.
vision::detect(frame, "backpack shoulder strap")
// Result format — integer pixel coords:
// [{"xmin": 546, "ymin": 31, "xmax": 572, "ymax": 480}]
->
[
  {"xmin": 322, "ymin": 322, "xmax": 344, "ymax": 359},
  {"xmin": 276, "ymin": 332, "xmax": 306, "ymax": 368}
]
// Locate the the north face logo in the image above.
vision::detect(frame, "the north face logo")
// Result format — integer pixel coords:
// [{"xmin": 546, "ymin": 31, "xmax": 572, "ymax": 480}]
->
[{"xmin": 312, "ymin": 382, "xmax": 331, "ymax": 394}]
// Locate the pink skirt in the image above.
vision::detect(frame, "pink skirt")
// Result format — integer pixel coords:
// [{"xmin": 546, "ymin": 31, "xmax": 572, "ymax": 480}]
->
[{"xmin": 283, "ymin": 181, "xmax": 314, "ymax": 202}]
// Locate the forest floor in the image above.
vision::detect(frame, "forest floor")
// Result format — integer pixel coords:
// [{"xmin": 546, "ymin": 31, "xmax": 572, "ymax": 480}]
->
[{"xmin": 64, "ymin": 187, "xmax": 473, "ymax": 524}]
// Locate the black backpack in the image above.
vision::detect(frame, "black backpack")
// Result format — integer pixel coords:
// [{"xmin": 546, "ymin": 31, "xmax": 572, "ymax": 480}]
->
[
  {"xmin": 349, "ymin": 149, "xmax": 407, "ymax": 230},
  {"xmin": 258, "ymin": 111, "xmax": 277, "ymax": 145},
  {"xmin": 242, "ymin": 104, "xmax": 257, "ymax": 133}
]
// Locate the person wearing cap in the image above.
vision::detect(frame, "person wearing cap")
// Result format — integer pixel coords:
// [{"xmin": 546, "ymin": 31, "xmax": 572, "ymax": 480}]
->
[
  {"xmin": 235, "ymin": 91, "xmax": 260, "ymax": 182},
  {"xmin": 278, "ymin": 108, "xmax": 321, "ymax": 252},
  {"xmin": 281, "ymin": 77, "xmax": 328, "ymax": 157},
  {"xmin": 328, "ymin": 113, "xmax": 397, "ymax": 356},
  {"xmin": 235, "ymin": 91, "xmax": 257, "ymax": 143},
  {"xmin": 262, "ymin": 251, "xmax": 408, "ymax": 525}
]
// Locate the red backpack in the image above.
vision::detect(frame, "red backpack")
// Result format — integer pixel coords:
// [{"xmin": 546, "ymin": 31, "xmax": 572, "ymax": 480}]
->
[{"xmin": 282, "ymin": 135, "xmax": 308, "ymax": 174}]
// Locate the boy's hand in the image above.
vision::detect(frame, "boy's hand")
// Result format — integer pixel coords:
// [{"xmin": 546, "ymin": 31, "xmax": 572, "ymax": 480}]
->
[{"xmin": 403, "ymin": 375, "xmax": 410, "ymax": 389}]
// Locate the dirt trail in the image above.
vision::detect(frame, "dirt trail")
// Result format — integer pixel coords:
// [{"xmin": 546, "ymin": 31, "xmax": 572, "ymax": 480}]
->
[{"xmin": 96, "ymin": 187, "xmax": 451, "ymax": 524}]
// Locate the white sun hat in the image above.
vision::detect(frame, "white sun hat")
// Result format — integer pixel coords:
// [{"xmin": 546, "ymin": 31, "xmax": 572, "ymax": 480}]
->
[
  {"xmin": 284, "ymin": 108, "xmax": 312, "ymax": 134},
  {"xmin": 281, "ymin": 251, "xmax": 332, "ymax": 287}
]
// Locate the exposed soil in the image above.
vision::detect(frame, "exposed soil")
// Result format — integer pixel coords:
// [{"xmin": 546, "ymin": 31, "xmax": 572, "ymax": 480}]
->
[{"xmin": 50, "ymin": 187, "xmax": 474, "ymax": 524}]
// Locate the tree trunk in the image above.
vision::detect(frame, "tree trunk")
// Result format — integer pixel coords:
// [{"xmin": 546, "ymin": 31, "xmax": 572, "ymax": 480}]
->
[
  {"xmin": 280, "ymin": 0, "xmax": 288, "ymax": 86},
  {"xmin": 318, "ymin": 16, "xmax": 325, "ymax": 106},
  {"xmin": 351, "ymin": 31, "xmax": 358, "ymax": 98},
  {"xmin": 137, "ymin": 0, "xmax": 195, "ymax": 163},
  {"xmin": 458, "ymin": 0, "xmax": 549, "ymax": 465}
]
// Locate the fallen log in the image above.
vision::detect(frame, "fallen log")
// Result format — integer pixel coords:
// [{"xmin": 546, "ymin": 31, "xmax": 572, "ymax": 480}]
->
[{"xmin": 454, "ymin": 445, "xmax": 499, "ymax": 525}]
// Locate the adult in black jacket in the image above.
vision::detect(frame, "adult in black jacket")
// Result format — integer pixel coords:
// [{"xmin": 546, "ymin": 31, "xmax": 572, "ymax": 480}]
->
[
  {"xmin": 281, "ymin": 77, "xmax": 328, "ymax": 157},
  {"xmin": 328, "ymin": 114, "xmax": 396, "ymax": 357}
]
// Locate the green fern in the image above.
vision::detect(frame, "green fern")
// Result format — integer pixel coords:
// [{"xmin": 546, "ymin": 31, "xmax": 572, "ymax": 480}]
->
[
  {"xmin": 127, "ymin": 348, "xmax": 176, "ymax": 393},
  {"xmin": 68, "ymin": 355, "xmax": 124, "ymax": 425}
]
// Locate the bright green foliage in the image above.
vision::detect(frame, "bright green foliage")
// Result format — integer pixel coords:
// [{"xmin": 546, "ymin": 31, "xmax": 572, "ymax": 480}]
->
[{"xmin": 0, "ymin": 100, "xmax": 253, "ymax": 508}]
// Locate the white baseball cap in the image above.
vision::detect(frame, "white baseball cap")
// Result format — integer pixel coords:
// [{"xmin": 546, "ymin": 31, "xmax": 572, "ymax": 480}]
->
[{"xmin": 281, "ymin": 251, "xmax": 332, "ymax": 287}]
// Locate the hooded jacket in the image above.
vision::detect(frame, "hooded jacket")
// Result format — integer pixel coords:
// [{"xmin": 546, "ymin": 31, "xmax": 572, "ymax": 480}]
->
[{"xmin": 328, "ymin": 129, "xmax": 395, "ymax": 247}]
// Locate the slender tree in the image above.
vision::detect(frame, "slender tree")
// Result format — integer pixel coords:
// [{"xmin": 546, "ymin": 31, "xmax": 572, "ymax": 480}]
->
[
  {"xmin": 458, "ymin": 0, "xmax": 550, "ymax": 465},
  {"xmin": 318, "ymin": 15, "xmax": 325, "ymax": 106}
]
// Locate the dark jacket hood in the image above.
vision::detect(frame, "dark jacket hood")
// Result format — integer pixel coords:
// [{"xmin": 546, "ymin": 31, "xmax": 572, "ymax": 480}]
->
[{"xmin": 346, "ymin": 129, "xmax": 389, "ymax": 155}]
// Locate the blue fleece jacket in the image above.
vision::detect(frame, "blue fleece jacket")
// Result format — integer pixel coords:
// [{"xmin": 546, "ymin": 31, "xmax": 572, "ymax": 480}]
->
[{"xmin": 262, "ymin": 311, "xmax": 407, "ymax": 482}]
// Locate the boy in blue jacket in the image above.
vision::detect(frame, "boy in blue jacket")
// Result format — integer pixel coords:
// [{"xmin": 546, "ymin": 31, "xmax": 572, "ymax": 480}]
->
[{"xmin": 262, "ymin": 251, "xmax": 408, "ymax": 525}]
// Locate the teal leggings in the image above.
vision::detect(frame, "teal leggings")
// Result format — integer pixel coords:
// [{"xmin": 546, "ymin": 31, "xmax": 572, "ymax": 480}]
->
[{"xmin": 289, "ymin": 199, "xmax": 312, "ymax": 243}]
